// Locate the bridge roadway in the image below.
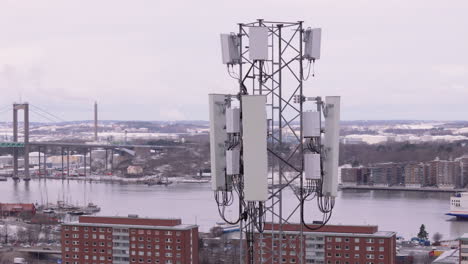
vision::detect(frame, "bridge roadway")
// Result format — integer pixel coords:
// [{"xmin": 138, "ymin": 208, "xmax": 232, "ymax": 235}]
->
[{"xmin": 0, "ymin": 141, "xmax": 184, "ymax": 149}]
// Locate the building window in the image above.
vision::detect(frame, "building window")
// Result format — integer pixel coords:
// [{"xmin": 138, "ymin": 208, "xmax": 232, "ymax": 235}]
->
[
  {"xmin": 378, "ymin": 239, "xmax": 384, "ymax": 244},
  {"xmin": 336, "ymin": 245, "xmax": 341, "ymax": 250},
  {"xmin": 379, "ymin": 255, "xmax": 384, "ymax": 259},
  {"xmin": 336, "ymin": 253, "xmax": 341, "ymax": 257},
  {"xmin": 327, "ymin": 237, "xmax": 332, "ymax": 242},
  {"xmin": 366, "ymin": 246, "xmax": 374, "ymax": 251},
  {"xmin": 354, "ymin": 254, "xmax": 359, "ymax": 258},
  {"xmin": 345, "ymin": 245, "xmax": 349, "ymax": 250},
  {"xmin": 345, "ymin": 238, "xmax": 350, "ymax": 243},
  {"xmin": 378, "ymin": 247, "xmax": 384, "ymax": 252},
  {"xmin": 366, "ymin": 238, "xmax": 374, "ymax": 243},
  {"xmin": 354, "ymin": 238, "xmax": 360, "ymax": 243},
  {"xmin": 366, "ymin": 254, "xmax": 374, "ymax": 259},
  {"xmin": 336, "ymin": 237, "xmax": 342, "ymax": 242},
  {"xmin": 354, "ymin": 246, "xmax": 359, "ymax": 251}
]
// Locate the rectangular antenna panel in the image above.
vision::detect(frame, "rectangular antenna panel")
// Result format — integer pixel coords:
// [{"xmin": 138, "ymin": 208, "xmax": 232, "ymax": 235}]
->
[
  {"xmin": 220, "ymin": 34, "xmax": 240, "ymax": 64},
  {"xmin": 226, "ymin": 148, "xmax": 240, "ymax": 175},
  {"xmin": 242, "ymin": 95, "xmax": 268, "ymax": 201},
  {"xmin": 209, "ymin": 94, "xmax": 229, "ymax": 191},
  {"xmin": 322, "ymin": 96, "xmax": 340, "ymax": 197},
  {"xmin": 303, "ymin": 110, "xmax": 321, "ymax": 137},
  {"xmin": 226, "ymin": 107, "xmax": 240, "ymax": 133},
  {"xmin": 304, "ymin": 28, "xmax": 321, "ymax": 60},
  {"xmin": 248, "ymin": 27, "xmax": 268, "ymax": 61},
  {"xmin": 304, "ymin": 153, "xmax": 321, "ymax": 180}
]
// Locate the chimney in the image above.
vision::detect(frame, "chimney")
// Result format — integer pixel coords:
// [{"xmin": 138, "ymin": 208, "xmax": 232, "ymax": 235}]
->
[{"xmin": 94, "ymin": 101, "xmax": 98, "ymax": 141}]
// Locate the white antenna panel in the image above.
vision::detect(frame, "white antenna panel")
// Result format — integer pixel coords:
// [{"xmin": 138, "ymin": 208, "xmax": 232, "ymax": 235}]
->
[
  {"xmin": 304, "ymin": 28, "xmax": 321, "ymax": 60},
  {"xmin": 226, "ymin": 107, "xmax": 240, "ymax": 133},
  {"xmin": 303, "ymin": 110, "xmax": 321, "ymax": 138},
  {"xmin": 248, "ymin": 27, "xmax": 269, "ymax": 61},
  {"xmin": 226, "ymin": 149, "xmax": 240, "ymax": 175},
  {"xmin": 242, "ymin": 95, "xmax": 268, "ymax": 201},
  {"xmin": 304, "ymin": 153, "xmax": 321, "ymax": 180},
  {"xmin": 322, "ymin": 96, "xmax": 340, "ymax": 197},
  {"xmin": 220, "ymin": 34, "xmax": 240, "ymax": 65},
  {"xmin": 209, "ymin": 94, "xmax": 229, "ymax": 191}
]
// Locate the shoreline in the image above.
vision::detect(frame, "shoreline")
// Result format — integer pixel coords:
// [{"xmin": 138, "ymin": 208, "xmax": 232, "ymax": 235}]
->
[
  {"xmin": 0, "ymin": 175, "xmax": 210, "ymax": 185},
  {"xmin": 340, "ymin": 185, "xmax": 465, "ymax": 193}
]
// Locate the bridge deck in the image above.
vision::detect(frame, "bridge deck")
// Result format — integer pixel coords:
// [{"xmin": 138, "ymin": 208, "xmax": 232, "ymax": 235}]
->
[{"xmin": 0, "ymin": 141, "xmax": 183, "ymax": 149}]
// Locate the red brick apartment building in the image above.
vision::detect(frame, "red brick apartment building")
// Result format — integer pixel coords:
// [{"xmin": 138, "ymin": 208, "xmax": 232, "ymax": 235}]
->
[
  {"xmin": 0, "ymin": 203, "xmax": 36, "ymax": 218},
  {"xmin": 255, "ymin": 223, "xmax": 396, "ymax": 264},
  {"xmin": 61, "ymin": 216, "xmax": 198, "ymax": 264}
]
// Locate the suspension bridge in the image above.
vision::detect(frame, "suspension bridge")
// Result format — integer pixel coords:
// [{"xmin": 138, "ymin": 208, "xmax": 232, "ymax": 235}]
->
[{"xmin": 0, "ymin": 102, "xmax": 175, "ymax": 181}]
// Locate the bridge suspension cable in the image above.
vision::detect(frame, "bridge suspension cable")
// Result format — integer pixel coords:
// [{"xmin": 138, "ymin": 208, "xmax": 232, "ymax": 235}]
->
[{"xmin": 30, "ymin": 104, "xmax": 66, "ymax": 123}]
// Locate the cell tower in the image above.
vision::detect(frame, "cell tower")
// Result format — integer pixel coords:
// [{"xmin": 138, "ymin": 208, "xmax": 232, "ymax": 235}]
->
[{"xmin": 210, "ymin": 19, "xmax": 341, "ymax": 264}]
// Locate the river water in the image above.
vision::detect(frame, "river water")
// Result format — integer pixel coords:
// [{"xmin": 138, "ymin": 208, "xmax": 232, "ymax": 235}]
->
[{"xmin": 0, "ymin": 179, "xmax": 466, "ymax": 241}]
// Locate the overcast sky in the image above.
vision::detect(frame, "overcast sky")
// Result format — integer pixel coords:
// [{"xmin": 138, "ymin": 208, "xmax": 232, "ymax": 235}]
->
[{"xmin": 0, "ymin": 0, "xmax": 467, "ymax": 122}]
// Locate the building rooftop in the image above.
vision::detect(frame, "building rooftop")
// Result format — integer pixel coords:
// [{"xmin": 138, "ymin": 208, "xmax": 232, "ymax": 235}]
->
[
  {"xmin": 459, "ymin": 233, "xmax": 468, "ymax": 241},
  {"xmin": 63, "ymin": 222, "xmax": 197, "ymax": 231},
  {"xmin": 433, "ymin": 249, "xmax": 459, "ymax": 264},
  {"xmin": 62, "ymin": 215, "xmax": 197, "ymax": 231},
  {"xmin": 261, "ymin": 223, "xmax": 396, "ymax": 238}
]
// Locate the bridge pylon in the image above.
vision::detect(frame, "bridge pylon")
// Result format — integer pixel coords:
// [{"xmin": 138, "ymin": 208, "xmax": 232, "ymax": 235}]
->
[{"xmin": 13, "ymin": 103, "xmax": 30, "ymax": 180}]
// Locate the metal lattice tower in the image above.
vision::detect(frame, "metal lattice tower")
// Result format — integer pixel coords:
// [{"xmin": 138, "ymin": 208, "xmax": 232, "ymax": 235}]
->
[
  {"xmin": 238, "ymin": 19, "xmax": 307, "ymax": 264},
  {"xmin": 212, "ymin": 19, "xmax": 338, "ymax": 264}
]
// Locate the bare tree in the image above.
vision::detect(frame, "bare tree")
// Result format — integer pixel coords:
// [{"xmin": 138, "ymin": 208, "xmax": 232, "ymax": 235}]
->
[
  {"xmin": 432, "ymin": 232, "xmax": 443, "ymax": 246},
  {"xmin": 0, "ymin": 223, "xmax": 9, "ymax": 244}
]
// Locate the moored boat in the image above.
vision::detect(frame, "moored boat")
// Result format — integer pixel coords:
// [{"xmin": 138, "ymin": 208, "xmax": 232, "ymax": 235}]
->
[{"xmin": 447, "ymin": 192, "xmax": 468, "ymax": 219}]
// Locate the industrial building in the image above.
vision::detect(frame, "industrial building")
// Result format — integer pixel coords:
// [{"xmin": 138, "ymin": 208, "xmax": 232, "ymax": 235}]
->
[
  {"xmin": 61, "ymin": 215, "xmax": 198, "ymax": 264},
  {"xmin": 255, "ymin": 223, "xmax": 396, "ymax": 264}
]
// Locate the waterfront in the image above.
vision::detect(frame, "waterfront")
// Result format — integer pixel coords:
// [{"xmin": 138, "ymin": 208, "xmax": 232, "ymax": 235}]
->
[{"xmin": 0, "ymin": 178, "xmax": 466, "ymax": 240}]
